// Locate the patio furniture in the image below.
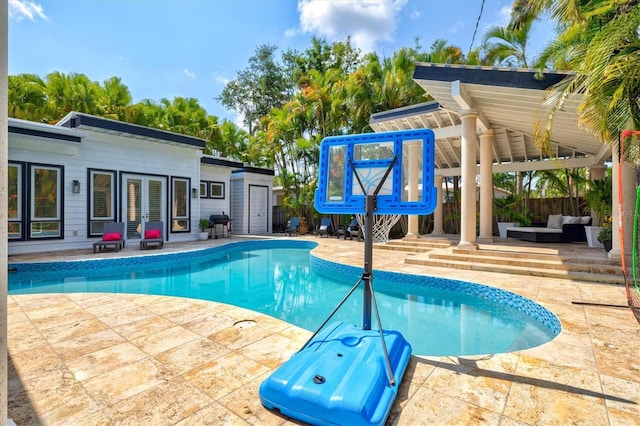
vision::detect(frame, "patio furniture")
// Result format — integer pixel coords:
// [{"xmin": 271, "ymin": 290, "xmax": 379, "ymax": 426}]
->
[
  {"xmin": 93, "ymin": 222, "xmax": 125, "ymax": 253},
  {"xmin": 140, "ymin": 221, "xmax": 164, "ymax": 250},
  {"xmin": 506, "ymin": 215, "xmax": 591, "ymax": 243},
  {"xmin": 285, "ymin": 218, "xmax": 300, "ymax": 236},
  {"xmin": 337, "ymin": 217, "xmax": 362, "ymax": 241},
  {"xmin": 316, "ymin": 217, "xmax": 333, "ymax": 238}
]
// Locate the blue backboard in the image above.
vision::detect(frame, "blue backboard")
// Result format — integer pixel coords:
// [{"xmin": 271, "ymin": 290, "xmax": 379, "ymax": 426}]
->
[{"xmin": 314, "ymin": 129, "xmax": 437, "ymax": 215}]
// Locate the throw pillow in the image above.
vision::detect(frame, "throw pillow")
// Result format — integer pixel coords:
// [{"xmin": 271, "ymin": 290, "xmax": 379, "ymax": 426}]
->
[
  {"xmin": 145, "ymin": 229, "xmax": 161, "ymax": 239},
  {"xmin": 547, "ymin": 214, "xmax": 563, "ymax": 229},
  {"xmin": 580, "ymin": 216, "xmax": 592, "ymax": 224},
  {"xmin": 103, "ymin": 232, "xmax": 121, "ymax": 241}
]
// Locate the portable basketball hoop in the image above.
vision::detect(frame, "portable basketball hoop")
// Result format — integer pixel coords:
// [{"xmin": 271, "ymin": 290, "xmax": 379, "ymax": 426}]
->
[{"xmin": 260, "ymin": 129, "xmax": 437, "ymax": 426}]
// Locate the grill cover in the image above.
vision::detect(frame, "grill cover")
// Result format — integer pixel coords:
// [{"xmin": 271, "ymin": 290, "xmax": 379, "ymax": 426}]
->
[{"xmin": 209, "ymin": 214, "xmax": 230, "ymax": 225}]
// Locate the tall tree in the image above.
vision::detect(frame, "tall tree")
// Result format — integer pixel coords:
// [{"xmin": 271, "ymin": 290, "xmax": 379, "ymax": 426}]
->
[{"xmin": 218, "ymin": 44, "xmax": 296, "ymax": 134}]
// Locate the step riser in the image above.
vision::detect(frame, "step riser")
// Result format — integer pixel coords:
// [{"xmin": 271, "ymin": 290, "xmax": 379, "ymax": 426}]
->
[
  {"xmin": 429, "ymin": 253, "xmax": 575, "ymax": 271},
  {"xmin": 405, "ymin": 258, "xmax": 624, "ymax": 284},
  {"xmin": 453, "ymin": 248, "xmax": 565, "ymax": 262}
]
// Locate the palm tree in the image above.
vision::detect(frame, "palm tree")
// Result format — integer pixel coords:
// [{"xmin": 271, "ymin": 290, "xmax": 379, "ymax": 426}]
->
[
  {"xmin": 8, "ymin": 74, "xmax": 47, "ymax": 121},
  {"xmin": 511, "ymin": 1, "xmax": 640, "ymax": 157},
  {"xmin": 482, "ymin": 17, "xmax": 533, "ymax": 67}
]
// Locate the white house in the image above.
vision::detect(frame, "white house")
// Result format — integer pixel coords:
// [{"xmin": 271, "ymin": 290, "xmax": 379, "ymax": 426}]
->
[{"xmin": 8, "ymin": 112, "xmax": 273, "ymax": 255}]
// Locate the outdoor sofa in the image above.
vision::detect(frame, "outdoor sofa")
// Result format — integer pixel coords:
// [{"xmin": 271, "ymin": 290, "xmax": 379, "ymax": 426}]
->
[{"xmin": 506, "ymin": 214, "xmax": 592, "ymax": 243}]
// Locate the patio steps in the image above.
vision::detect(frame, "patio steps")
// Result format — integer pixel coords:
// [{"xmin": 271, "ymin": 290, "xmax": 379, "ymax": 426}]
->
[
  {"xmin": 401, "ymin": 245, "xmax": 625, "ymax": 284},
  {"xmin": 374, "ymin": 238, "xmax": 454, "ymax": 253}
]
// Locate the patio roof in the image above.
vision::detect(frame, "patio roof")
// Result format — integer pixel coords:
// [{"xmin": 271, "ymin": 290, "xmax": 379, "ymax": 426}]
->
[{"xmin": 369, "ymin": 63, "xmax": 612, "ymax": 176}]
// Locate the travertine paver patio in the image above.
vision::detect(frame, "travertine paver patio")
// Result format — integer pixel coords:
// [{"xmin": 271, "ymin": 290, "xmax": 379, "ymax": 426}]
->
[{"xmin": 6, "ymin": 235, "xmax": 640, "ymax": 425}]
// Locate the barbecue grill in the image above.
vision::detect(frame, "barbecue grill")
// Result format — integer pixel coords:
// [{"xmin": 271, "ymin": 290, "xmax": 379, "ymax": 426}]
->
[{"xmin": 208, "ymin": 213, "xmax": 231, "ymax": 238}]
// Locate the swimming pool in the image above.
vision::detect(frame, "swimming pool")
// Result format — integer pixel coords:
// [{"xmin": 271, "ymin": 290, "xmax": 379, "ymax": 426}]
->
[{"xmin": 8, "ymin": 240, "xmax": 561, "ymax": 356}]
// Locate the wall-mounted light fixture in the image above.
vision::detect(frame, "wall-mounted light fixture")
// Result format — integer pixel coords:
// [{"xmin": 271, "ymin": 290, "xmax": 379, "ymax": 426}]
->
[
  {"xmin": 72, "ymin": 180, "xmax": 81, "ymax": 193},
  {"xmin": 192, "ymin": 188, "xmax": 198, "ymax": 199}
]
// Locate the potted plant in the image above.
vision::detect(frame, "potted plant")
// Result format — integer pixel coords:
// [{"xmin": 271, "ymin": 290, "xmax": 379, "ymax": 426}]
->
[
  {"xmin": 198, "ymin": 218, "xmax": 210, "ymax": 241},
  {"xmin": 494, "ymin": 193, "xmax": 531, "ymax": 238},
  {"xmin": 583, "ymin": 176, "xmax": 612, "ymax": 248},
  {"xmin": 597, "ymin": 216, "xmax": 613, "ymax": 252}
]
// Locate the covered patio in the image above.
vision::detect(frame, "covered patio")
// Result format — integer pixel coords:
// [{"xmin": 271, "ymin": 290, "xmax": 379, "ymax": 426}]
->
[{"xmin": 369, "ymin": 63, "xmax": 635, "ymax": 262}]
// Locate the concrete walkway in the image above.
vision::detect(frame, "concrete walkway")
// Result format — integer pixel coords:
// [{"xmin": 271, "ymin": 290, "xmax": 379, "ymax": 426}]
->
[{"xmin": 6, "ymin": 235, "xmax": 640, "ymax": 425}]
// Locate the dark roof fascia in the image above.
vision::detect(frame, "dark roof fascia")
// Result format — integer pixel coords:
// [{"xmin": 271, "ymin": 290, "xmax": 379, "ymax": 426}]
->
[
  {"xmin": 370, "ymin": 101, "xmax": 442, "ymax": 124},
  {"xmin": 59, "ymin": 112, "xmax": 206, "ymax": 148},
  {"xmin": 232, "ymin": 166, "xmax": 275, "ymax": 176},
  {"xmin": 9, "ymin": 125, "xmax": 82, "ymax": 143},
  {"xmin": 200, "ymin": 156, "xmax": 244, "ymax": 168},
  {"xmin": 412, "ymin": 63, "xmax": 572, "ymax": 90}
]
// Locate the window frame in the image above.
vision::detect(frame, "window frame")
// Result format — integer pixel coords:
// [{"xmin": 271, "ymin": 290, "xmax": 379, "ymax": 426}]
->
[
  {"xmin": 88, "ymin": 169, "xmax": 117, "ymax": 237},
  {"xmin": 209, "ymin": 181, "xmax": 225, "ymax": 199},
  {"xmin": 29, "ymin": 163, "xmax": 64, "ymax": 239},
  {"xmin": 8, "ymin": 162, "xmax": 25, "ymax": 240},
  {"xmin": 171, "ymin": 176, "xmax": 191, "ymax": 233},
  {"xmin": 200, "ymin": 181, "xmax": 208, "ymax": 198}
]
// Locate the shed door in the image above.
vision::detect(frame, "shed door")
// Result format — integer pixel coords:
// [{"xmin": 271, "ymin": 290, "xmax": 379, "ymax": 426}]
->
[{"xmin": 248, "ymin": 185, "xmax": 268, "ymax": 234}]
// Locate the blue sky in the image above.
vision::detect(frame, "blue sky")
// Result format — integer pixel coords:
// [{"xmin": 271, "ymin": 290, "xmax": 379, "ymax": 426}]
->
[{"xmin": 9, "ymin": 0, "xmax": 554, "ymax": 124}]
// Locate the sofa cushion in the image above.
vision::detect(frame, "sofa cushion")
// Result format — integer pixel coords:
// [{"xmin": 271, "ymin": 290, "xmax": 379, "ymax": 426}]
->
[
  {"xmin": 580, "ymin": 216, "xmax": 592, "ymax": 224},
  {"xmin": 547, "ymin": 214, "xmax": 563, "ymax": 229},
  {"xmin": 563, "ymin": 216, "xmax": 581, "ymax": 224}
]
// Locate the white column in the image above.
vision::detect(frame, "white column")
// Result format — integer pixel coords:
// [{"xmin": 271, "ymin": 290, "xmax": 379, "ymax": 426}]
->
[
  {"xmin": 1, "ymin": 0, "xmax": 8, "ymax": 423},
  {"xmin": 431, "ymin": 175, "xmax": 444, "ymax": 236},
  {"xmin": 405, "ymin": 143, "xmax": 420, "ymax": 238},
  {"xmin": 609, "ymin": 151, "xmax": 636, "ymax": 263},
  {"xmin": 478, "ymin": 130, "xmax": 494, "ymax": 243},
  {"xmin": 458, "ymin": 109, "xmax": 478, "ymax": 249}
]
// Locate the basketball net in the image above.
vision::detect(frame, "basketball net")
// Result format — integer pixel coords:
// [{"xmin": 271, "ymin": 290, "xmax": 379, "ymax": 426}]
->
[{"xmin": 356, "ymin": 214, "xmax": 401, "ymax": 244}]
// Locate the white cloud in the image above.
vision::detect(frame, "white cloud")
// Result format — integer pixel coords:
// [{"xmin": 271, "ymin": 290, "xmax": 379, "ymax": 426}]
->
[
  {"xmin": 297, "ymin": 0, "xmax": 407, "ymax": 52},
  {"xmin": 211, "ymin": 71, "xmax": 229, "ymax": 85},
  {"xmin": 497, "ymin": 6, "xmax": 511, "ymax": 26},
  {"xmin": 450, "ymin": 20, "xmax": 465, "ymax": 34},
  {"xmin": 9, "ymin": 0, "xmax": 47, "ymax": 22},
  {"xmin": 184, "ymin": 69, "xmax": 196, "ymax": 79}
]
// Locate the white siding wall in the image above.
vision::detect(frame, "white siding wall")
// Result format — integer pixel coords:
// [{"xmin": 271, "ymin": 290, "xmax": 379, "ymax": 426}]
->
[
  {"xmin": 229, "ymin": 178, "xmax": 244, "ymax": 234},
  {"xmin": 199, "ymin": 165, "xmax": 232, "ymax": 221},
  {"xmin": 9, "ymin": 130, "xmax": 202, "ymax": 255}
]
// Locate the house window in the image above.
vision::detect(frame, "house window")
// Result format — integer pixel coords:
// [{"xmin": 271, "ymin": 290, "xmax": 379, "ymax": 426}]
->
[
  {"xmin": 30, "ymin": 164, "xmax": 62, "ymax": 238},
  {"xmin": 209, "ymin": 181, "xmax": 225, "ymax": 199},
  {"xmin": 200, "ymin": 182, "xmax": 208, "ymax": 198},
  {"xmin": 171, "ymin": 177, "xmax": 190, "ymax": 232},
  {"xmin": 8, "ymin": 162, "xmax": 23, "ymax": 240},
  {"xmin": 89, "ymin": 170, "xmax": 116, "ymax": 236}
]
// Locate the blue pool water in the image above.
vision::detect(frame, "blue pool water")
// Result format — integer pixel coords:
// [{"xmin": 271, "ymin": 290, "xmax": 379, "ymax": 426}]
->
[{"xmin": 8, "ymin": 240, "xmax": 560, "ymax": 356}]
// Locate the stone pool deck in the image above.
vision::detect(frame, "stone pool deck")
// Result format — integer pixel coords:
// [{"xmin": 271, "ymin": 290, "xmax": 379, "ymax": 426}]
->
[{"xmin": 6, "ymin": 235, "xmax": 640, "ymax": 425}]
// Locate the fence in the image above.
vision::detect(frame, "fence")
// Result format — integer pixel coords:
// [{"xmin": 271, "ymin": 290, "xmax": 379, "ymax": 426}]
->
[{"xmin": 273, "ymin": 197, "xmax": 589, "ymax": 236}]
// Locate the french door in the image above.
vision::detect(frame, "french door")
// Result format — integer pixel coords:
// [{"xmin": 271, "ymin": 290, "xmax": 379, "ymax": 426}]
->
[{"xmin": 122, "ymin": 174, "xmax": 166, "ymax": 240}]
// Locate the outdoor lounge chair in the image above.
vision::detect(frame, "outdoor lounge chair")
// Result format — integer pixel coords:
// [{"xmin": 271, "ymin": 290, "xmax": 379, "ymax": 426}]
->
[
  {"xmin": 337, "ymin": 217, "xmax": 361, "ymax": 241},
  {"xmin": 140, "ymin": 221, "xmax": 164, "ymax": 250},
  {"xmin": 285, "ymin": 217, "xmax": 300, "ymax": 236},
  {"xmin": 316, "ymin": 217, "xmax": 333, "ymax": 237},
  {"xmin": 93, "ymin": 222, "xmax": 125, "ymax": 253}
]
